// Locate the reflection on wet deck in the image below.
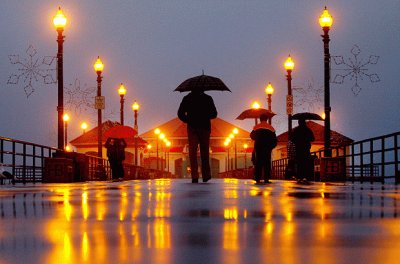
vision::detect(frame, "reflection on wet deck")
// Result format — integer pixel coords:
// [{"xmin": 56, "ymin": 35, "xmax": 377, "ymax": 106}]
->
[{"xmin": 0, "ymin": 179, "xmax": 399, "ymax": 263}]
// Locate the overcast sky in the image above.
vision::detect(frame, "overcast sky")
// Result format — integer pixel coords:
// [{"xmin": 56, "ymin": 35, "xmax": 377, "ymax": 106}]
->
[{"xmin": 0, "ymin": 0, "xmax": 399, "ymax": 147}]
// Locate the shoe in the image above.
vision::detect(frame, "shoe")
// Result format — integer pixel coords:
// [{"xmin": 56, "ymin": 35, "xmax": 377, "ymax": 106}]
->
[
  {"xmin": 253, "ymin": 177, "xmax": 260, "ymax": 184},
  {"xmin": 192, "ymin": 179, "xmax": 199, "ymax": 183},
  {"xmin": 264, "ymin": 179, "xmax": 272, "ymax": 184},
  {"xmin": 202, "ymin": 176, "xmax": 211, "ymax": 183}
]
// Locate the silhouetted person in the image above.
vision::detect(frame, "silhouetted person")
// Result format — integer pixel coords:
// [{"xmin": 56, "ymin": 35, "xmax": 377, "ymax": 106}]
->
[
  {"xmin": 105, "ymin": 138, "xmax": 127, "ymax": 180},
  {"xmin": 178, "ymin": 90, "xmax": 217, "ymax": 183},
  {"xmin": 291, "ymin": 119, "xmax": 315, "ymax": 181},
  {"xmin": 250, "ymin": 114, "xmax": 277, "ymax": 184}
]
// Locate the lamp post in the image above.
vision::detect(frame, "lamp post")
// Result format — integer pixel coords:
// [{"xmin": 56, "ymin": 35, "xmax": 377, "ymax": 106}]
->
[
  {"xmin": 232, "ymin": 128, "xmax": 239, "ymax": 169},
  {"xmin": 94, "ymin": 56, "xmax": 104, "ymax": 158},
  {"xmin": 224, "ymin": 139, "xmax": 230, "ymax": 171},
  {"xmin": 265, "ymin": 82, "xmax": 274, "ymax": 124},
  {"xmin": 166, "ymin": 141, "xmax": 171, "ymax": 173},
  {"xmin": 81, "ymin": 122, "xmax": 88, "ymax": 134},
  {"xmin": 63, "ymin": 113, "xmax": 69, "ymax": 149},
  {"xmin": 132, "ymin": 101, "xmax": 140, "ymax": 165},
  {"xmin": 118, "ymin": 83, "xmax": 126, "ymax": 125},
  {"xmin": 53, "ymin": 7, "xmax": 67, "ymax": 151},
  {"xmin": 154, "ymin": 128, "xmax": 160, "ymax": 170},
  {"xmin": 251, "ymin": 101, "xmax": 261, "ymax": 125},
  {"xmin": 159, "ymin": 133, "xmax": 165, "ymax": 171},
  {"xmin": 284, "ymin": 55, "xmax": 295, "ymax": 134},
  {"xmin": 319, "ymin": 6, "xmax": 333, "ymax": 157},
  {"xmin": 243, "ymin": 143, "xmax": 248, "ymax": 177}
]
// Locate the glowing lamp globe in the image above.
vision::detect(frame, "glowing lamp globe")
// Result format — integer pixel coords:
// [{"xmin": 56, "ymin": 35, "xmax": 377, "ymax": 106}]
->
[
  {"xmin": 265, "ymin": 82, "xmax": 274, "ymax": 95},
  {"xmin": 53, "ymin": 7, "xmax": 67, "ymax": 30},
  {"xmin": 132, "ymin": 101, "xmax": 140, "ymax": 111},
  {"xmin": 251, "ymin": 101, "xmax": 261, "ymax": 109},
  {"xmin": 93, "ymin": 56, "xmax": 104, "ymax": 73},
  {"xmin": 118, "ymin": 83, "xmax": 126, "ymax": 95},
  {"xmin": 284, "ymin": 55, "xmax": 295, "ymax": 71},
  {"xmin": 319, "ymin": 7, "xmax": 333, "ymax": 28}
]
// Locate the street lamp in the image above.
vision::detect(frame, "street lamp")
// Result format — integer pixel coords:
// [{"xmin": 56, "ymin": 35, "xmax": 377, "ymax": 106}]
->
[
  {"xmin": 232, "ymin": 128, "xmax": 239, "ymax": 169},
  {"xmin": 319, "ymin": 6, "xmax": 333, "ymax": 157},
  {"xmin": 166, "ymin": 141, "xmax": 171, "ymax": 172},
  {"xmin": 132, "ymin": 101, "xmax": 140, "ymax": 165},
  {"xmin": 94, "ymin": 56, "xmax": 104, "ymax": 158},
  {"xmin": 118, "ymin": 83, "xmax": 126, "ymax": 125},
  {"xmin": 63, "ymin": 113, "xmax": 69, "ymax": 148},
  {"xmin": 159, "ymin": 133, "xmax": 165, "ymax": 171},
  {"xmin": 251, "ymin": 101, "xmax": 261, "ymax": 125},
  {"xmin": 265, "ymin": 82, "xmax": 274, "ymax": 124},
  {"xmin": 81, "ymin": 122, "xmax": 88, "ymax": 134},
  {"xmin": 224, "ymin": 139, "xmax": 231, "ymax": 171},
  {"xmin": 53, "ymin": 7, "xmax": 67, "ymax": 151},
  {"xmin": 154, "ymin": 128, "xmax": 160, "ymax": 170},
  {"xmin": 284, "ymin": 55, "xmax": 295, "ymax": 134},
  {"xmin": 243, "ymin": 143, "xmax": 248, "ymax": 170}
]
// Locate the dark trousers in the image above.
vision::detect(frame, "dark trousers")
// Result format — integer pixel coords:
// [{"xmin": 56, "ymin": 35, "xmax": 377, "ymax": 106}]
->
[
  {"xmin": 296, "ymin": 151, "xmax": 313, "ymax": 180},
  {"xmin": 254, "ymin": 151, "xmax": 272, "ymax": 181},
  {"xmin": 187, "ymin": 127, "xmax": 211, "ymax": 179},
  {"xmin": 110, "ymin": 160, "xmax": 124, "ymax": 179}
]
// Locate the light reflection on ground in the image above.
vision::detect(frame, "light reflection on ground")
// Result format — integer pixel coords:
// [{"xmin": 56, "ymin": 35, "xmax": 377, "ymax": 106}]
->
[{"xmin": 0, "ymin": 179, "xmax": 399, "ymax": 263}]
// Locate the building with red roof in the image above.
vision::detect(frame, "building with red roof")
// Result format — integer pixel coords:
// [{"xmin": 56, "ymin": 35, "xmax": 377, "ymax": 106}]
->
[{"xmin": 139, "ymin": 117, "xmax": 253, "ymax": 178}]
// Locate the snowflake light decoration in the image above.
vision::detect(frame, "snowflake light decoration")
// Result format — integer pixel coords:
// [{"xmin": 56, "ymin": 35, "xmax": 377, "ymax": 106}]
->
[
  {"xmin": 65, "ymin": 79, "xmax": 96, "ymax": 116},
  {"xmin": 65, "ymin": 78, "xmax": 118, "ymax": 126},
  {"xmin": 7, "ymin": 45, "xmax": 56, "ymax": 97},
  {"xmin": 332, "ymin": 45, "xmax": 380, "ymax": 95},
  {"xmin": 293, "ymin": 78, "xmax": 323, "ymax": 113}
]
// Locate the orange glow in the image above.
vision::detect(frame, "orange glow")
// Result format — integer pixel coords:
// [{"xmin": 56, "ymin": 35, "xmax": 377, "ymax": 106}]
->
[
  {"xmin": 284, "ymin": 55, "xmax": 295, "ymax": 71},
  {"xmin": 223, "ymin": 222, "xmax": 239, "ymax": 250},
  {"xmin": 118, "ymin": 83, "xmax": 126, "ymax": 95},
  {"xmin": 159, "ymin": 133, "xmax": 165, "ymax": 140},
  {"xmin": 232, "ymin": 128, "xmax": 239, "ymax": 134},
  {"xmin": 154, "ymin": 128, "xmax": 160, "ymax": 135},
  {"xmin": 147, "ymin": 144, "xmax": 152, "ymax": 149},
  {"xmin": 63, "ymin": 113, "xmax": 70, "ymax": 122},
  {"xmin": 321, "ymin": 112, "xmax": 326, "ymax": 119},
  {"xmin": 93, "ymin": 56, "xmax": 104, "ymax": 73},
  {"xmin": 251, "ymin": 101, "xmax": 260, "ymax": 109},
  {"xmin": 265, "ymin": 82, "xmax": 274, "ymax": 95},
  {"xmin": 132, "ymin": 100, "xmax": 140, "ymax": 111},
  {"xmin": 319, "ymin": 6, "xmax": 333, "ymax": 28},
  {"xmin": 81, "ymin": 122, "xmax": 88, "ymax": 131},
  {"xmin": 53, "ymin": 7, "xmax": 67, "ymax": 30}
]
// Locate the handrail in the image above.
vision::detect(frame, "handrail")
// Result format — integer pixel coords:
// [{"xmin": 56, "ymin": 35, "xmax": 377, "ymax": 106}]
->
[{"xmin": 272, "ymin": 131, "xmax": 400, "ymax": 184}]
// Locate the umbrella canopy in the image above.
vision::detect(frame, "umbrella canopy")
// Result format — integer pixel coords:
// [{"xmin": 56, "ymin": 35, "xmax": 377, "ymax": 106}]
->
[
  {"xmin": 174, "ymin": 74, "xmax": 231, "ymax": 92},
  {"xmin": 292, "ymin": 112, "xmax": 323, "ymax": 121},
  {"xmin": 103, "ymin": 125, "xmax": 137, "ymax": 139},
  {"xmin": 236, "ymin": 108, "xmax": 276, "ymax": 120}
]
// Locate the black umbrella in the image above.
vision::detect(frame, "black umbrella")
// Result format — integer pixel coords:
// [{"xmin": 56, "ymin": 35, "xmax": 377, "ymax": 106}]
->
[
  {"xmin": 174, "ymin": 74, "xmax": 231, "ymax": 92},
  {"xmin": 292, "ymin": 112, "xmax": 323, "ymax": 121}
]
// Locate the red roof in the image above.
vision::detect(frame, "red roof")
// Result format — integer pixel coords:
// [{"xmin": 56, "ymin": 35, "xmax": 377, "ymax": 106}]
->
[
  {"xmin": 277, "ymin": 121, "xmax": 353, "ymax": 147},
  {"xmin": 139, "ymin": 117, "xmax": 250, "ymax": 139},
  {"xmin": 70, "ymin": 120, "xmax": 147, "ymax": 147}
]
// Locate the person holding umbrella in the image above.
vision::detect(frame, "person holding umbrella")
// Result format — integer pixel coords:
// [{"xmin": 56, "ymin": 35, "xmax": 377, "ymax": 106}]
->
[
  {"xmin": 105, "ymin": 137, "xmax": 127, "ymax": 180},
  {"xmin": 250, "ymin": 114, "xmax": 277, "ymax": 184},
  {"xmin": 178, "ymin": 89, "xmax": 217, "ymax": 183},
  {"xmin": 176, "ymin": 73, "xmax": 229, "ymax": 183},
  {"xmin": 291, "ymin": 118, "xmax": 315, "ymax": 182}
]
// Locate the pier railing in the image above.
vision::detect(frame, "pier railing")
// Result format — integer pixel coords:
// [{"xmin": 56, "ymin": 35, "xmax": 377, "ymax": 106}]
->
[
  {"xmin": 272, "ymin": 131, "xmax": 400, "ymax": 184},
  {"xmin": 0, "ymin": 136, "xmax": 110, "ymax": 183}
]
